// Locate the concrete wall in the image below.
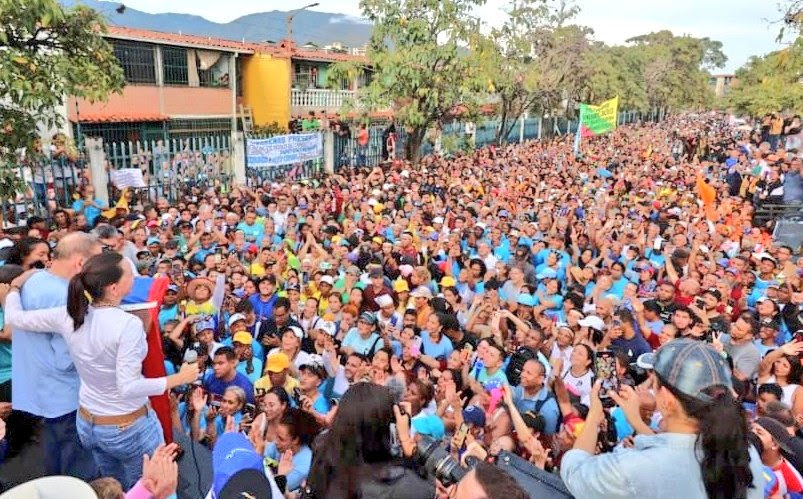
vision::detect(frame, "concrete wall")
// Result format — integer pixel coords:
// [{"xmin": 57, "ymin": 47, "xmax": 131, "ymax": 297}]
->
[{"xmin": 67, "ymin": 85, "xmax": 233, "ymax": 120}]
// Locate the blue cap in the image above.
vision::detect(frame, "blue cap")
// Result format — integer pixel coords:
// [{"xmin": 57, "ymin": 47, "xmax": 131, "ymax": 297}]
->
[
  {"xmin": 516, "ymin": 293, "xmax": 536, "ymax": 307},
  {"xmin": 498, "ymin": 209, "xmax": 510, "ymax": 218},
  {"xmin": 146, "ymin": 237, "xmax": 161, "ymax": 246},
  {"xmin": 536, "ymin": 268, "xmax": 558, "ymax": 280},
  {"xmin": 462, "ymin": 405, "xmax": 486, "ymax": 427},
  {"xmin": 195, "ymin": 317, "xmax": 215, "ymax": 332},
  {"xmin": 167, "ymin": 284, "xmax": 179, "ymax": 293},
  {"xmin": 211, "ymin": 433, "xmax": 269, "ymax": 498},
  {"xmin": 637, "ymin": 338, "xmax": 732, "ymax": 401},
  {"xmin": 411, "ymin": 415, "xmax": 445, "ymax": 440},
  {"xmin": 725, "ymin": 158, "xmax": 738, "ymax": 167}
]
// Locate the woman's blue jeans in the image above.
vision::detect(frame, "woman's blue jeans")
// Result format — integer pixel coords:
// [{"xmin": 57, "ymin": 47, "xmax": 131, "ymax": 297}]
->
[{"xmin": 76, "ymin": 409, "xmax": 164, "ymax": 490}]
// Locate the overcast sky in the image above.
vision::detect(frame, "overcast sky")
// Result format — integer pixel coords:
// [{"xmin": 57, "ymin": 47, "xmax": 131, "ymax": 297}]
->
[{"xmin": 110, "ymin": 0, "xmax": 789, "ymax": 73}]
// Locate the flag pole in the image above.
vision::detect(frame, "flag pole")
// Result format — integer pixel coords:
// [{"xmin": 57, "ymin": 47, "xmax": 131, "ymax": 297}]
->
[{"xmin": 573, "ymin": 105, "xmax": 584, "ymax": 156}]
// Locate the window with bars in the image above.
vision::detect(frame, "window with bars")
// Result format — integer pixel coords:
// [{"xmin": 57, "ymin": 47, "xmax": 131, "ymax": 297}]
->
[
  {"xmin": 112, "ymin": 41, "xmax": 156, "ymax": 84},
  {"xmin": 162, "ymin": 46, "xmax": 188, "ymax": 85}
]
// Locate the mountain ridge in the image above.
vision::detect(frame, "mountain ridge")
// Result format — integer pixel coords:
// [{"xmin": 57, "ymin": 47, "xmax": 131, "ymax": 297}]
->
[{"xmin": 60, "ymin": 0, "xmax": 373, "ymax": 48}]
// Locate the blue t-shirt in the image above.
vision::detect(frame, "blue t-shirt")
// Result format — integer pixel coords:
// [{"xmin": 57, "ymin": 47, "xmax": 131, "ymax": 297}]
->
[
  {"xmin": 236, "ymin": 358, "xmax": 264, "ymax": 384},
  {"xmin": 13, "ymin": 271, "xmax": 79, "ymax": 417},
  {"xmin": 202, "ymin": 371, "xmax": 255, "ymax": 404},
  {"xmin": 476, "ymin": 367, "xmax": 508, "ymax": 388},
  {"xmin": 264, "ymin": 443, "xmax": 312, "ymax": 492},
  {"xmin": 249, "ymin": 293, "xmax": 277, "ymax": 321},
  {"xmin": 342, "ymin": 327, "xmax": 381, "ymax": 356},
  {"xmin": 0, "ymin": 309, "xmax": 11, "ymax": 385},
  {"xmin": 237, "ymin": 221, "xmax": 264, "ymax": 244},
  {"xmin": 71, "ymin": 198, "xmax": 106, "ymax": 227},
  {"xmin": 420, "ymin": 332, "xmax": 454, "ymax": 361}
]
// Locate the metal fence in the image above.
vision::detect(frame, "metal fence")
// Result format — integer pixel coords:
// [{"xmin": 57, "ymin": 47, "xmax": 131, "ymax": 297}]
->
[
  {"xmin": 3, "ymin": 154, "xmax": 88, "ymax": 226},
  {"xmin": 329, "ymin": 108, "xmax": 666, "ymax": 169},
  {"xmin": 104, "ymin": 135, "xmax": 235, "ymax": 205}
]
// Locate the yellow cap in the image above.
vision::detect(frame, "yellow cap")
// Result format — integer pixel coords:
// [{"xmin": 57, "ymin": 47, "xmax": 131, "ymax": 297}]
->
[
  {"xmin": 232, "ymin": 331, "xmax": 252, "ymax": 345},
  {"xmin": 393, "ymin": 279, "xmax": 410, "ymax": 293}
]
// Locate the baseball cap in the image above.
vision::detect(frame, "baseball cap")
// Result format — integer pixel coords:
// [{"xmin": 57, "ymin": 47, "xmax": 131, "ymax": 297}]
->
[
  {"xmin": 393, "ymin": 279, "xmax": 410, "ymax": 293},
  {"xmin": 368, "ymin": 267, "xmax": 383, "ymax": 279},
  {"xmin": 411, "ymin": 415, "xmax": 446, "ymax": 440},
  {"xmin": 440, "ymin": 276, "xmax": 457, "ymax": 288},
  {"xmin": 282, "ymin": 326, "xmax": 304, "ymax": 339},
  {"xmin": 578, "ymin": 315, "xmax": 605, "ymax": 331},
  {"xmin": 411, "ymin": 286, "xmax": 433, "ymax": 299},
  {"xmin": 516, "ymin": 294, "xmax": 536, "ymax": 307},
  {"xmin": 227, "ymin": 313, "xmax": 247, "ymax": 329},
  {"xmin": 167, "ymin": 284, "xmax": 179, "ymax": 293},
  {"xmin": 346, "ymin": 265, "xmax": 361, "ymax": 276},
  {"xmin": 265, "ymin": 352, "xmax": 291, "ymax": 373},
  {"xmin": 299, "ymin": 360, "xmax": 328, "ymax": 380},
  {"xmin": 755, "ymin": 417, "xmax": 795, "ymax": 454},
  {"xmin": 211, "ymin": 433, "xmax": 274, "ymax": 499},
  {"xmin": 0, "ymin": 476, "xmax": 97, "ymax": 499},
  {"xmin": 232, "ymin": 331, "xmax": 252, "ymax": 345},
  {"xmin": 195, "ymin": 317, "xmax": 216, "ymax": 333},
  {"xmin": 319, "ymin": 275, "xmax": 334, "ymax": 287},
  {"xmin": 359, "ymin": 311, "xmax": 377, "ymax": 325},
  {"xmin": 314, "ymin": 320, "xmax": 336, "ymax": 337},
  {"xmin": 375, "ymin": 294, "xmax": 394, "ymax": 308},
  {"xmin": 462, "ymin": 405, "xmax": 486, "ymax": 427},
  {"xmin": 635, "ymin": 338, "xmax": 732, "ymax": 401}
]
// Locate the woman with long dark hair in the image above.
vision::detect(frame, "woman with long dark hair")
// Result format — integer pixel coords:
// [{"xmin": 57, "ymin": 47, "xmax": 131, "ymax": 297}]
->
[
  {"xmin": 5, "ymin": 237, "xmax": 49, "ymax": 270},
  {"xmin": 0, "ymin": 252, "xmax": 199, "ymax": 488},
  {"xmin": 560, "ymin": 339, "xmax": 764, "ymax": 498},
  {"xmin": 307, "ymin": 382, "xmax": 432, "ymax": 498}
]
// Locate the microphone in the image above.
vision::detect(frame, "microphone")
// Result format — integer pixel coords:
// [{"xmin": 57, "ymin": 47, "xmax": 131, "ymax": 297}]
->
[
  {"xmin": 183, "ymin": 349, "xmax": 202, "ymax": 385},
  {"xmin": 184, "ymin": 349, "xmax": 198, "ymax": 364}
]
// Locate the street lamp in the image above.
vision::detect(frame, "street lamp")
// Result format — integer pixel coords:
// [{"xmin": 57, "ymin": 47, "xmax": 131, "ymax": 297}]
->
[{"xmin": 286, "ymin": 3, "xmax": 319, "ymax": 41}]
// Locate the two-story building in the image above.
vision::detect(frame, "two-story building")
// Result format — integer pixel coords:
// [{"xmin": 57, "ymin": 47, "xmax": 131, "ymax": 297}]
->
[{"xmin": 68, "ymin": 27, "xmax": 372, "ymax": 143}]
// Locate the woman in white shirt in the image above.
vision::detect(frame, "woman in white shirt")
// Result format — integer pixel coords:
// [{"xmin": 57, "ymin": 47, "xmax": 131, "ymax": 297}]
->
[{"xmin": 0, "ymin": 252, "xmax": 198, "ymax": 489}]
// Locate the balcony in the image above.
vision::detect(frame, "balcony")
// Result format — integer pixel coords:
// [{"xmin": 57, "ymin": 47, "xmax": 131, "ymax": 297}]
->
[{"xmin": 291, "ymin": 88, "xmax": 356, "ymax": 110}]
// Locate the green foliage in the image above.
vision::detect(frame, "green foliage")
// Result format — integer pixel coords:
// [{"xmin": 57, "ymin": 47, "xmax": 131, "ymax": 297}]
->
[
  {"xmin": 251, "ymin": 121, "xmax": 287, "ymax": 136},
  {"xmin": 330, "ymin": 0, "xmax": 489, "ymax": 160},
  {"xmin": 0, "ymin": 0, "xmax": 124, "ymax": 202},
  {"xmin": 724, "ymin": 37, "xmax": 803, "ymax": 116},
  {"xmin": 475, "ymin": 0, "xmax": 593, "ymax": 143}
]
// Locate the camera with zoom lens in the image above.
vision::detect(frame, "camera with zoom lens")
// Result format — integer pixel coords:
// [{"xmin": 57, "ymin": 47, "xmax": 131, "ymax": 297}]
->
[
  {"xmin": 416, "ymin": 436, "xmax": 575, "ymax": 498},
  {"xmin": 416, "ymin": 435, "xmax": 467, "ymax": 487}
]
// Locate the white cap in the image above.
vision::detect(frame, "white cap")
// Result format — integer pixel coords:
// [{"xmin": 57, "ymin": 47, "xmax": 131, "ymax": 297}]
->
[
  {"xmin": 320, "ymin": 275, "xmax": 334, "ymax": 286},
  {"xmin": 227, "ymin": 313, "xmax": 247, "ymax": 328},
  {"xmin": 401, "ymin": 170, "xmax": 410, "ymax": 178},
  {"xmin": 578, "ymin": 315, "xmax": 605, "ymax": 331},
  {"xmin": 285, "ymin": 326, "xmax": 304, "ymax": 339},
  {"xmin": 411, "ymin": 286, "xmax": 433, "ymax": 299},
  {"xmin": 1, "ymin": 476, "xmax": 97, "ymax": 499},
  {"xmin": 375, "ymin": 294, "xmax": 394, "ymax": 308},
  {"xmin": 433, "ymin": 216, "xmax": 444, "ymax": 224},
  {"xmin": 315, "ymin": 321, "xmax": 336, "ymax": 337}
]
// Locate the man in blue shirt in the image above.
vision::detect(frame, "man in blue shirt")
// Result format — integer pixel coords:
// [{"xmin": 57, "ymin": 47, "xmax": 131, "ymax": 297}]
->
[
  {"xmin": 13, "ymin": 233, "xmax": 99, "ymax": 479},
  {"xmin": 512, "ymin": 359, "xmax": 560, "ymax": 435},
  {"xmin": 236, "ymin": 211, "xmax": 265, "ymax": 244},
  {"xmin": 203, "ymin": 346, "xmax": 255, "ymax": 404}
]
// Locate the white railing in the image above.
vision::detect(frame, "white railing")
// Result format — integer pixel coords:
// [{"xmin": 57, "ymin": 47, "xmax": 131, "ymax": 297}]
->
[{"xmin": 291, "ymin": 88, "xmax": 356, "ymax": 108}]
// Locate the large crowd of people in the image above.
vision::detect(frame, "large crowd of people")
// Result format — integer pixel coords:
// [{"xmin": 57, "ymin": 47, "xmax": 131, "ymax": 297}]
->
[{"xmin": 0, "ymin": 111, "xmax": 801, "ymax": 498}]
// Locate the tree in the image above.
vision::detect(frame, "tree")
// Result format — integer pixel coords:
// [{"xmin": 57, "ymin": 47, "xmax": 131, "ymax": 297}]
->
[
  {"xmin": 622, "ymin": 31, "xmax": 726, "ymax": 111},
  {"xmin": 478, "ymin": 0, "xmax": 594, "ymax": 144},
  {"xmin": 723, "ymin": 37, "xmax": 803, "ymax": 116},
  {"xmin": 0, "ymin": 0, "xmax": 124, "ymax": 206},
  {"xmin": 330, "ymin": 0, "xmax": 488, "ymax": 161}
]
